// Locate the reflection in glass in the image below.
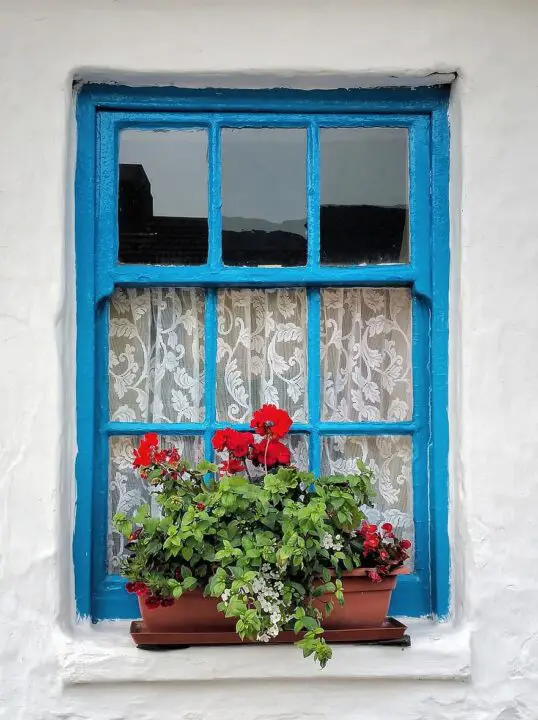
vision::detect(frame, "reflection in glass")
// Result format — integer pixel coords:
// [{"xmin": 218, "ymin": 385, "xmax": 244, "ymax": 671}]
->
[
  {"xmin": 221, "ymin": 128, "xmax": 307, "ymax": 266},
  {"xmin": 320, "ymin": 128, "xmax": 409, "ymax": 265},
  {"xmin": 118, "ymin": 129, "xmax": 208, "ymax": 265}
]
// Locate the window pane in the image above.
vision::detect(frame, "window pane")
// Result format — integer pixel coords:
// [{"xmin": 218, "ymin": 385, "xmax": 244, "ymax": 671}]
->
[
  {"xmin": 321, "ymin": 287, "xmax": 412, "ymax": 421},
  {"xmin": 109, "ymin": 287, "xmax": 205, "ymax": 422},
  {"xmin": 320, "ymin": 128, "xmax": 409, "ymax": 265},
  {"xmin": 322, "ymin": 435, "xmax": 414, "ymax": 565},
  {"xmin": 108, "ymin": 435, "xmax": 204, "ymax": 573},
  {"xmin": 216, "ymin": 288, "xmax": 307, "ymax": 422},
  {"xmin": 118, "ymin": 129, "xmax": 208, "ymax": 265},
  {"xmin": 222, "ymin": 128, "xmax": 307, "ymax": 266}
]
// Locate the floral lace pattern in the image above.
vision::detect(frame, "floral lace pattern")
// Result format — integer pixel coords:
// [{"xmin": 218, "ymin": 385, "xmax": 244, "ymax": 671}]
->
[
  {"xmin": 108, "ymin": 435, "xmax": 204, "ymax": 572},
  {"xmin": 109, "ymin": 287, "xmax": 205, "ymax": 423},
  {"xmin": 216, "ymin": 289, "xmax": 307, "ymax": 423},
  {"xmin": 321, "ymin": 288, "xmax": 412, "ymax": 421},
  {"xmin": 321, "ymin": 435, "xmax": 414, "ymax": 564}
]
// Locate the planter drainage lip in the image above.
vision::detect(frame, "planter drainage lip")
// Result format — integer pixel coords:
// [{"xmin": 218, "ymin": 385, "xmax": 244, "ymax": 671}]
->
[{"xmin": 130, "ymin": 617, "xmax": 409, "ymax": 649}]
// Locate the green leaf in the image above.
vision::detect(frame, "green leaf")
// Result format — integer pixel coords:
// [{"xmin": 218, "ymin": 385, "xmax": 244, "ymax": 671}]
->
[
  {"xmin": 195, "ymin": 460, "xmax": 219, "ymax": 474},
  {"xmin": 181, "ymin": 545, "xmax": 193, "ymax": 561},
  {"xmin": 172, "ymin": 585, "xmax": 183, "ymax": 599},
  {"xmin": 182, "ymin": 576, "xmax": 198, "ymax": 590},
  {"xmin": 301, "ymin": 616, "xmax": 320, "ymax": 631}
]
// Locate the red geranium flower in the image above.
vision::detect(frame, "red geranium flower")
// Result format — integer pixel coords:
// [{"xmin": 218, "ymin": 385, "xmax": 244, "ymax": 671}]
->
[
  {"xmin": 134, "ymin": 582, "xmax": 149, "ymax": 597},
  {"xmin": 366, "ymin": 570, "xmax": 382, "ymax": 583},
  {"xmin": 125, "ymin": 582, "xmax": 136, "ymax": 594},
  {"xmin": 400, "ymin": 539, "xmax": 412, "ymax": 550},
  {"xmin": 133, "ymin": 432, "xmax": 159, "ymax": 468},
  {"xmin": 219, "ymin": 457, "xmax": 245, "ymax": 475},
  {"xmin": 212, "ymin": 429, "xmax": 254, "ymax": 458},
  {"xmin": 212, "ymin": 429, "xmax": 231, "ymax": 452},
  {"xmin": 251, "ymin": 439, "xmax": 291, "ymax": 468},
  {"xmin": 363, "ymin": 535, "xmax": 380, "ymax": 550},
  {"xmin": 381, "ymin": 522, "xmax": 393, "ymax": 533},
  {"xmin": 160, "ymin": 598, "xmax": 174, "ymax": 607},
  {"xmin": 145, "ymin": 596, "xmax": 161, "ymax": 610},
  {"xmin": 250, "ymin": 405, "xmax": 292, "ymax": 439},
  {"xmin": 227, "ymin": 430, "xmax": 254, "ymax": 458},
  {"xmin": 196, "ymin": 502, "xmax": 206, "ymax": 511}
]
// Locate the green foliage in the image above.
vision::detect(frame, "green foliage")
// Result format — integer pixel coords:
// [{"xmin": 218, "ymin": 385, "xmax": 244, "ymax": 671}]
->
[{"xmin": 114, "ymin": 453, "xmax": 377, "ymax": 667}]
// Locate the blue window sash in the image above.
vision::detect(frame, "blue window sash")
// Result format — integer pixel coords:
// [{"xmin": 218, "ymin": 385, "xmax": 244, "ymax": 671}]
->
[{"xmin": 74, "ymin": 86, "xmax": 450, "ymax": 621}]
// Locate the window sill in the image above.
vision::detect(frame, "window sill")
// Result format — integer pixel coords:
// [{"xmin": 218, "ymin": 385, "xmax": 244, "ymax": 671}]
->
[{"xmin": 59, "ymin": 618, "xmax": 470, "ymax": 684}]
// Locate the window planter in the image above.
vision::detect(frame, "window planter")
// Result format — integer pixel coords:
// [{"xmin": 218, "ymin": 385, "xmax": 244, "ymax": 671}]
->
[{"xmin": 134, "ymin": 568, "xmax": 408, "ymax": 642}]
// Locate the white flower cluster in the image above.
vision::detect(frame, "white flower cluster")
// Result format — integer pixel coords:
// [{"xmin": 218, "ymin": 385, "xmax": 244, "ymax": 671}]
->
[
  {"xmin": 321, "ymin": 532, "xmax": 343, "ymax": 551},
  {"xmin": 253, "ymin": 564, "xmax": 285, "ymax": 643}
]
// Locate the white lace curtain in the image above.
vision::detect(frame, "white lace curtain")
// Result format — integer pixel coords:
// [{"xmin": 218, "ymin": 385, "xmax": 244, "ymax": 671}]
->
[{"xmin": 107, "ymin": 286, "xmax": 414, "ymax": 571}]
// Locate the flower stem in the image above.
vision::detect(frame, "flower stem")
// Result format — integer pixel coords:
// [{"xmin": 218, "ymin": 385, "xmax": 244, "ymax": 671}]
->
[{"xmin": 264, "ymin": 438, "xmax": 271, "ymax": 475}]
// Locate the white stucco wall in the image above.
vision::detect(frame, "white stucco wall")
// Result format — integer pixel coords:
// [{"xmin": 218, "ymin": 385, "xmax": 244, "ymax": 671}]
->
[{"xmin": 1, "ymin": 1, "xmax": 538, "ymax": 718}]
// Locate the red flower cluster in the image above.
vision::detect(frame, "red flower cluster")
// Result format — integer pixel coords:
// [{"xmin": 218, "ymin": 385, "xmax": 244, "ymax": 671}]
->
[
  {"xmin": 126, "ymin": 582, "xmax": 176, "ymax": 609},
  {"xmin": 211, "ymin": 405, "xmax": 294, "ymax": 475},
  {"xmin": 250, "ymin": 438, "xmax": 291, "ymax": 468},
  {"xmin": 133, "ymin": 432, "xmax": 158, "ymax": 467},
  {"xmin": 218, "ymin": 457, "xmax": 246, "ymax": 476},
  {"xmin": 132, "ymin": 433, "xmax": 181, "ymax": 469},
  {"xmin": 126, "ymin": 581, "xmax": 149, "ymax": 597},
  {"xmin": 357, "ymin": 521, "xmax": 412, "ymax": 581},
  {"xmin": 212, "ymin": 429, "xmax": 254, "ymax": 458},
  {"xmin": 250, "ymin": 404, "xmax": 292, "ymax": 439}
]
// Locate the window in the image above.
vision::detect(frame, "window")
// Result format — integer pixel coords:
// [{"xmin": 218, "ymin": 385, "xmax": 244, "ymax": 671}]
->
[{"xmin": 75, "ymin": 86, "xmax": 450, "ymax": 621}]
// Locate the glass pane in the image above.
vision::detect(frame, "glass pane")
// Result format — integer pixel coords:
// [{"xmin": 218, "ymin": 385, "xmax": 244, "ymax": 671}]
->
[
  {"xmin": 322, "ymin": 435, "xmax": 414, "ymax": 565},
  {"xmin": 109, "ymin": 287, "xmax": 205, "ymax": 422},
  {"xmin": 320, "ymin": 128, "xmax": 409, "ymax": 265},
  {"xmin": 108, "ymin": 435, "xmax": 204, "ymax": 573},
  {"xmin": 321, "ymin": 288, "xmax": 412, "ymax": 421},
  {"xmin": 221, "ymin": 128, "xmax": 307, "ymax": 266},
  {"xmin": 216, "ymin": 288, "xmax": 307, "ymax": 422},
  {"xmin": 118, "ymin": 129, "xmax": 208, "ymax": 265},
  {"xmin": 214, "ymin": 434, "xmax": 309, "ymax": 478}
]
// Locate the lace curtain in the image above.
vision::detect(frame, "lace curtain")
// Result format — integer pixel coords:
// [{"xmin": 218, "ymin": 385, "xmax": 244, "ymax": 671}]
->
[
  {"xmin": 216, "ymin": 288, "xmax": 307, "ymax": 423},
  {"xmin": 109, "ymin": 287, "xmax": 205, "ymax": 423},
  {"xmin": 107, "ymin": 286, "xmax": 414, "ymax": 571},
  {"xmin": 321, "ymin": 287, "xmax": 412, "ymax": 421}
]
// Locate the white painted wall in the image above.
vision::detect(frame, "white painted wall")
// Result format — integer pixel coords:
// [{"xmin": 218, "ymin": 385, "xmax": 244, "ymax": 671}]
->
[{"xmin": 1, "ymin": 1, "xmax": 538, "ymax": 718}]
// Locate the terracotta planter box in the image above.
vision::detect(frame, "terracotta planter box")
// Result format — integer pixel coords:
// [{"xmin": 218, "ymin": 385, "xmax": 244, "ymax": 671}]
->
[
  {"xmin": 138, "ymin": 568, "xmax": 406, "ymax": 634},
  {"xmin": 314, "ymin": 567, "xmax": 407, "ymax": 629},
  {"xmin": 139, "ymin": 589, "xmax": 236, "ymax": 633}
]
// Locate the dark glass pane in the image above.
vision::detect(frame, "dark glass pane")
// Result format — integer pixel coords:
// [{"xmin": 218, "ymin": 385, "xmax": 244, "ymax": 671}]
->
[
  {"xmin": 222, "ymin": 128, "xmax": 307, "ymax": 266},
  {"xmin": 320, "ymin": 128, "xmax": 409, "ymax": 265},
  {"xmin": 118, "ymin": 129, "xmax": 208, "ymax": 265}
]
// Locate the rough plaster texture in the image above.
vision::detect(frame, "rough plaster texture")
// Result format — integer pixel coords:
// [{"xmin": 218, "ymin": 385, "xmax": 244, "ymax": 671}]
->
[{"xmin": 1, "ymin": 0, "xmax": 538, "ymax": 718}]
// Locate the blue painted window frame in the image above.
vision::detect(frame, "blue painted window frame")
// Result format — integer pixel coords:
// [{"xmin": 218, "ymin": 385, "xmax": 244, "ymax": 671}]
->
[{"xmin": 74, "ymin": 85, "xmax": 450, "ymax": 622}]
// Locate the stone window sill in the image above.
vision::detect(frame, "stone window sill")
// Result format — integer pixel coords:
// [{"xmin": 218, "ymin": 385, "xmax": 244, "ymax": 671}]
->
[{"xmin": 58, "ymin": 618, "xmax": 470, "ymax": 684}]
